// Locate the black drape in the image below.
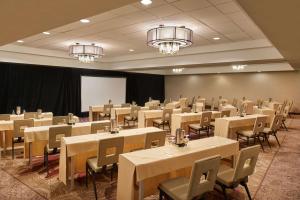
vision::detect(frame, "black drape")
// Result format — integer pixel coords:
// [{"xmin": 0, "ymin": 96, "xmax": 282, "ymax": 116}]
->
[{"xmin": 0, "ymin": 62, "xmax": 164, "ymax": 116}]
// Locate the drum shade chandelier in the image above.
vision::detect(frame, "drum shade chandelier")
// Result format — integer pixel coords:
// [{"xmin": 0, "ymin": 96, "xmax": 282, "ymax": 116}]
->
[
  {"xmin": 69, "ymin": 43, "xmax": 103, "ymax": 63},
  {"xmin": 147, "ymin": 25, "xmax": 193, "ymax": 55}
]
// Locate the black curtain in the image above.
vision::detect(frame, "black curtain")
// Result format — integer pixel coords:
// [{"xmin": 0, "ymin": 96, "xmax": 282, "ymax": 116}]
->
[{"xmin": 0, "ymin": 62, "xmax": 164, "ymax": 116}]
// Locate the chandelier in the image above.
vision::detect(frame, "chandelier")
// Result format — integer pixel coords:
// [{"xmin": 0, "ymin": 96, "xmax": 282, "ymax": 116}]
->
[
  {"xmin": 69, "ymin": 43, "xmax": 103, "ymax": 63},
  {"xmin": 147, "ymin": 25, "xmax": 193, "ymax": 55}
]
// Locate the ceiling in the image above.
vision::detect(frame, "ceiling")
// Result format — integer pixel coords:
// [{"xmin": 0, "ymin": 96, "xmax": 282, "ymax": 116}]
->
[
  {"xmin": 15, "ymin": 0, "xmax": 266, "ymax": 57},
  {"xmin": 0, "ymin": 0, "xmax": 296, "ymax": 74}
]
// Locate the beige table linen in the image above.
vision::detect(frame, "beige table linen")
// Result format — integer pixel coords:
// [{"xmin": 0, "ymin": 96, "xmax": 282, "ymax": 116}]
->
[
  {"xmin": 138, "ymin": 109, "xmax": 181, "ymax": 128},
  {"xmin": 219, "ymin": 104, "xmax": 238, "ymax": 116},
  {"xmin": 263, "ymin": 101, "xmax": 281, "ymax": 110},
  {"xmin": 117, "ymin": 136, "xmax": 239, "ymax": 200},
  {"xmin": 111, "ymin": 107, "xmax": 148, "ymax": 126},
  {"xmin": 144, "ymin": 100, "xmax": 160, "ymax": 107},
  {"xmin": 165, "ymin": 101, "xmax": 180, "ymax": 109},
  {"xmin": 253, "ymin": 106, "xmax": 275, "ymax": 123},
  {"xmin": 171, "ymin": 111, "xmax": 221, "ymax": 135},
  {"xmin": 195, "ymin": 102, "xmax": 204, "ymax": 112},
  {"xmin": 0, "ymin": 118, "xmax": 52, "ymax": 131},
  {"xmin": 59, "ymin": 127, "xmax": 162, "ymax": 186},
  {"xmin": 9, "ymin": 112, "xmax": 53, "ymax": 120},
  {"xmin": 214, "ymin": 114, "xmax": 268, "ymax": 139},
  {"xmin": 89, "ymin": 104, "xmax": 121, "ymax": 121}
]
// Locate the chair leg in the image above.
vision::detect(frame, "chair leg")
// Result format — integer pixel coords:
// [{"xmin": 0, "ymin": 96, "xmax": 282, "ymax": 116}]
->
[
  {"xmin": 264, "ymin": 134, "xmax": 271, "ymax": 148},
  {"xmin": 273, "ymin": 132, "xmax": 281, "ymax": 146},
  {"xmin": 91, "ymin": 171, "xmax": 98, "ymax": 200},
  {"xmin": 86, "ymin": 163, "xmax": 89, "ymax": 187},
  {"xmin": 45, "ymin": 152, "xmax": 49, "ymax": 175},
  {"xmin": 257, "ymin": 136, "xmax": 264, "ymax": 152},
  {"xmin": 246, "ymin": 137, "xmax": 250, "ymax": 146},
  {"xmin": 159, "ymin": 189, "xmax": 163, "ymax": 200},
  {"xmin": 241, "ymin": 181, "xmax": 252, "ymax": 200},
  {"xmin": 283, "ymin": 121, "xmax": 288, "ymax": 131},
  {"xmin": 12, "ymin": 138, "xmax": 14, "ymax": 159},
  {"xmin": 221, "ymin": 185, "xmax": 228, "ymax": 200},
  {"xmin": 110, "ymin": 166, "xmax": 114, "ymax": 181}
]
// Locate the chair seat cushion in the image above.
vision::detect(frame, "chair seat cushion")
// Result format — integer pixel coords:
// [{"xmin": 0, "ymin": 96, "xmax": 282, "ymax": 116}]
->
[
  {"xmin": 125, "ymin": 115, "xmax": 137, "ymax": 121},
  {"xmin": 159, "ymin": 177, "xmax": 189, "ymax": 200},
  {"xmin": 153, "ymin": 119, "xmax": 164, "ymax": 125},
  {"xmin": 45, "ymin": 146, "xmax": 60, "ymax": 154},
  {"xmin": 237, "ymin": 130, "xmax": 254, "ymax": 137},
  {"xmin": 262, "ymin": 127, "xmax": 272, "ymax": 134},
  {"xmin": 87, "ymin": 157, "xmax": 104, "ymax": 173},
  {"xmin": 189, "ymin": 123, "xmax": 201, "ymax": 130},
  {"xmin": 100, "ymin": 113, "xmax": 110, "ymax": 117},
  {"xmin": 217, "ymin": 167, "xmax": 235, "ymax": 187},
  {"xmin": 210, "ymin": 121, "xmax": 215, "ymax": 127}
]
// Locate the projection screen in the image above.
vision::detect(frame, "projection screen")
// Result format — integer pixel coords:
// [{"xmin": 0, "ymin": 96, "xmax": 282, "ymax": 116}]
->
[{"xmin": 81, "ymin": 76, "xmax": 126, "ymax": 112}]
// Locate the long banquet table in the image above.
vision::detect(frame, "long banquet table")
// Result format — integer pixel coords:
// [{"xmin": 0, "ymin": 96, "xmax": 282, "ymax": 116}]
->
[
  {"xmin": 89, "ymin": 104, "xmax": 121, "ymax": 121},
  {"xmin": 117, "ymin": 136, "xmax": 239, "ymax": 200},
  {"xmin": 137, "ymin": 109, "xmax": 181, "ymax": 128},
  {"xmin": 59, "ymin": 127, "xmax": 163, "ymax": 188},
  {"xmin": 171, "ymin": 111, "xmax": 221, "ymax": 135},
  {"xmin": 111, "ymin": 107, "xmax": 149, "ymax": 126},
  {"xmin": 214, "ymin": 114, "xmax": 268, "ymax": 139}
]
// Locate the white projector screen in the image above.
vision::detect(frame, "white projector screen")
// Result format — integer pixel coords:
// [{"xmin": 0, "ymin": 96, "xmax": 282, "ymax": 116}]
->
[{"xmin": 81, "ymin": 76, "xmax": 126, "ymax": 112}]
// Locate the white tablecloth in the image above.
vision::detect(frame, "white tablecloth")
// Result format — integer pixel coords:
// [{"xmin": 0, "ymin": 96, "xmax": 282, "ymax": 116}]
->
[
  {"xmin": 219, "ymin": 104, "xmax": 238, "ymax": 116},
  {"xmin": 138, "ymin": 109, "xmax": 181, "ymax": 128}
]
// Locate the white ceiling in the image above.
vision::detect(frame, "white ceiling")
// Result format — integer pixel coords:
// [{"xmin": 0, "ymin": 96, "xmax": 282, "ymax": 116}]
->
[{"xmin": 15, "ymin": 0, "xmax": 266, "ymax": 58}]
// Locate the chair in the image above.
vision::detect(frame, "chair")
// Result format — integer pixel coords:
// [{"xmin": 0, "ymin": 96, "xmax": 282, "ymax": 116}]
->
[
  {"xmin": 86, "ymin": 137, "xmax": 124, "ymax": 200},
  {"xmin": 153, "ymin": 109, "xmax": 173, "ymax": 130},
  {"xmin": 144, "ymin": 131, "xmax": 166, "ymax": 149},
  {"xmin": 216, "ymin": 145, "xmax": 260, "ymax": 200},
  {"xmin": 44, "ymin": 126, "xmax": 71, "ymax": 174},
  {"xmin": 124, "ymin": 106, "xmax": 140, "ymax": 126},
  {"xmin": 121, "ymin": 103, "xmax": 131, "ymax": 108},
  {"xmin": 158, "ymin": 155, "xmax": 221, "ymax": 200},
  {"xmin": 0, "ymin": 114, "xmax": 10, "ymax": 121},
  {"xmin": 12, "ymin": 119, "xmax": 34, "ymax": 159},
  {"xmin": 91, "ymin": 122, "xmax": 111, "ymax": 134},
  {"xmin": 210, "ymin": 110, "xmax": 230, "ymax": 129},
  {"xmin": 236, "ymin": 116, "xmax": 267, "ymax": 150},
  {"xmin": 100, "ymin": 104, "xmax": 113, "ymax": 119},
  {"xmin": 24, "ymin": 112, "xmax": 37, "ymax": 119},
  {"xmin": 260, "ymin": 114, "xmax": 283, "ymax": 147},
  {"xmin": 188, "ymin": 112, "xmax": 212, "ymax": 137},
  {"xmin": 232, "ymin": 98, "xmax": 238, "ymax": 107},
  {"xmin": 181, "ymin": 107, "xmax": 191, "ymax": 113},
  {"xmin": 52, "ymin": 116, "xmax": 69, "ymax": 125},
  {"xmin": 281, "ymin": 104, "xmax": 290, "ymax": 131},
  {"xmin": 149, "ymin": 105, "xmax": 159, "ymax": 110}
]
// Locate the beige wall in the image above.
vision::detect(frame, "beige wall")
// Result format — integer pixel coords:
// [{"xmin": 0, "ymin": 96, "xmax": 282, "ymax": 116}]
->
[{"xmin": 165, "ymin": 71, "xmax": 300, "ymax": 112}]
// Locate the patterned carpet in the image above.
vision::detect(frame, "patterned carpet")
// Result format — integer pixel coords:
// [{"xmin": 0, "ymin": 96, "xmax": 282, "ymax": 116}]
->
[{"xmin": 0, "ymin": 118, "xmax": 299, "ymax": 200}]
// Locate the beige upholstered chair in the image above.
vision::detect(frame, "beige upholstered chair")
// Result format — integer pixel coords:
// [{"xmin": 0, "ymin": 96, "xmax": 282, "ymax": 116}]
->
[
  {"xmin": 86, "ymin": 137, "xmax": 124, "ymax": 200},
  {"xmin": 124, "ymin": 106, "xmax": 140, "ymax": 126},
  {"xmin": 24, "ymin": 112, "xmax": 37, "ymax": 119},
  {"xmin": 0, "ymin": 114, "xmax": 10, "ymax": 121},
  {"xmin": 181, "ymin": 107, "xmax": 191, "ymax": 113},
  {"xmin": 210, "ymin": 110, "xmax": 230, "ymax": 129},
  {"xmin": 261, "ymin": 114, "xmax": 283, "ymax": 147},
  {"xmin": 158, "ymin": 155, "xmax": 221, "ymax": 200},
  {"xmin": 153, "ymin": 109, "xmax": 173, "ymax": 130},
  {"xmin": 236, "ymin": 116, "xmax": 267, "ymax": 150},
  {"xmin": 91, "ymin": 122, "xmax": 111, "ymax": 134},
  {"xmin": 281, "ymin": 103, "xmax": 290, "ymax": 131},
  {"xmin": 188, "ymin": 112, "xmax": 212, "ymax": 137},
  {"xmin": 44, "ymin": 125, "xmax": 71, "ymax": 174},
  {"xmin": 216, "ymin": 145, "xmax": 260, "ymax": 200},
  {"xmin": 211, "ymin": 98, "xmax": 215, "ymax": 111},
  {"xmin": 144, "ymin": 131, "xmax": 166, "ymax": 149},
  {"xmin": 52, "ymin": 116, "xmax": 69, "ymax": 125},
  {"xmin": 121, "ymin": 103, "xmax": 131, "ymax": 107},
  {"xmin": 100, "ymin": 104, "xmax": 113, "ymax": 119},
  {"xmin": 12, "ymin": 119, "xmax": 34, "ymax": 159},
  {"xmin": 149, "ymin": 105, "xmax": 159, "ymax": 110}
]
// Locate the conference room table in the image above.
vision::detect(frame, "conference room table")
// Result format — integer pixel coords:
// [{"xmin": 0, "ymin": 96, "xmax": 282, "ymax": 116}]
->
[
  {"xmin": 214, "ymin": 114, "xmax": 268, "ymax": 139},
  {"xmin": 144, "ymin": 100, "xmax": 160, "ymax": 107},
  {"xmin": 9, "ymin": 112, "xmax": 53, "ymax": 120},
  {"xmin": 171, "ymin": 111, "xmax": 221, "ymax": 135},
  {"xmin": 23, "ymin": 120, "xmax": 110, "ymax": 164},
  {"xmin": 117, "ymin": 136, "xmax": 239, "ymax": 200},
  {"xmin": 89, "ymin": 104, "xmax": 121, "ymax": 121},
  {"xmin": 253, "ymin": 106, "xmax": 275, "ymax": 121},
  {"xmin": 59, "ymin": 127, "xmax": 163, "ymax": 188},
  {"xmin": 111, "ymin": 107, "xmax": 149, "ymax": 126},
  {"xmin": 137, "ymin": 109, "xmax": 181, "ymax": 128},
  {"xmin": 219, "ymin": 104, "xmax": 238, "ymax": 116}
]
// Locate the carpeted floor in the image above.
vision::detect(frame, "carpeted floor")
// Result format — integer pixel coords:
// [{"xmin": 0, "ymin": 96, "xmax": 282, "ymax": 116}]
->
[{"xmin": 0, "ymin": 118, "xmax": 299, "ymax": 200}]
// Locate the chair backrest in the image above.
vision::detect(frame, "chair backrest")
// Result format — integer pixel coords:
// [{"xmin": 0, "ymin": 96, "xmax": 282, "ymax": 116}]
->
[
  {"xmin": 144, "ymin": 131, "xmax": 166, "ymax": 149},
  {"xmin": 97, "ymin": 136, "xmax": 124, "ymax": 167},
  {"xmin": 121, "ymin": 103, "xmax": 131, "ymax": 108},
  {"xmin": 24, "ymin": 112, "xmax": 37, "ymax": 119},
  {"xmin": 181, "ymin": 107, "xmax": 191, "ymax": 113},
  {"xmin": 130, "ymin": 106, "xmax": 140, "ymax": 119},
  {"xmin": 233, "ymin": 145, "xmax": 260, "ymax": 182},
  {"xmin": 52, "ymin": 116, "xmax": 68, "ymax": 125},
  {"xmin": 270, "ymin": 114, "xmax": 283, "ymax": 132},
  {"xmin": 13, "ymin": 119, "xmax": 34, "ymax": 138},
  {"xmin": 48, "ymin": 125, "xmax": 72, "ymax": 149},
  {"xmin": 211, "ymin": 98, "xmax": 215, "ymax": 111},
  {"xmin": 149, "ymin": 105, "xmax": 158, "ymax": 110},
  {"xmin": 187, "ymin": 155, "xmax": 221, "ymax": 200},
  {"xmin": 0, "ymin": 114, "xmax": 10, "ymax": 121},
  {"xmin": 278, "ymin": 100, "xmax": 287, "ymax": 114},
  {"xmin": 232, "ymin": 98, "xmax": 238, "ymax": 107},
  {"xmin": 200, "ymin": 112, "xmax": 212, "ymax": 127},
  {"xmin": 288, "ymin": 101, "xmax": 294, "ymax": 112},
  {"xmin": 103, "ymin": 104, "xmax": 113, "ymax": 114},
  {"xmin": 162, "ymin": 109, "xmax": 173, "ymax": 122},
  {"xmin": 91, "ymin": 122, "xmax": 111, "ymax": 134},
  {"xmin": 253, "ymin": 116, "xmax": 266, "ymax": 134},
  {"xmin": 221, "ymin": 110, "xmax": 231, "ymax": 118}
]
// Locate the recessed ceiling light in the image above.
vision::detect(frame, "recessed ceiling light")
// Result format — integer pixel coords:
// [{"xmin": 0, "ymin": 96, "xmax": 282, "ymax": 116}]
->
[
  {"xmin": 172, "ymin": 68, "xmax": 184, "ymax": 73},
  {"xmin": 43, "ymin": 32, "xmax": 50, "ymax": 35},
  {"xmin": 80, "ymin": 19, "xmax": 90, "ymax": 23},
  {"xmin": 17, "ymin": 40, "xmax": 24, "ymax": 43},
  {"xmin": 141, "ymin": 0, "xmax": 152, "ymax": 5},
  {"xmin": 257, "ymin": 71, "xmax": 262, "ymax": 73},
  {"xmin": 129, "ymin": 49, "xmax": 135, "ymax": 52},
  {"xmin": 213, "ymin": 37, "xmax": 220, "ymax": 40},
  {"xmin": 232, "ymin": 64, "xmax": 246, "ymax": 71}
]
